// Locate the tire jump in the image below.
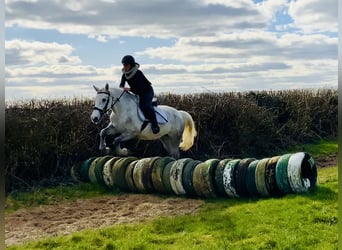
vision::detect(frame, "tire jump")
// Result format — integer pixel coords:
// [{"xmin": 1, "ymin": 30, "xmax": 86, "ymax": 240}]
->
[{"xmin": 71, "ymin": 152, "xmax": 317, "ymax": 198}]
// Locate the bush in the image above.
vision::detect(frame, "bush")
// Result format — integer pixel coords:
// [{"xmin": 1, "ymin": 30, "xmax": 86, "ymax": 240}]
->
[{"xmin": 5, "ymin": 89, "xmax": 337, "ymax": 192}]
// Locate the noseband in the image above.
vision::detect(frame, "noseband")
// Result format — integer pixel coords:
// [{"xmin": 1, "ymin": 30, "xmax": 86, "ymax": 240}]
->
[{"xmin": 93, "ymin": 90, "xmax": 125, "ymax": 116}]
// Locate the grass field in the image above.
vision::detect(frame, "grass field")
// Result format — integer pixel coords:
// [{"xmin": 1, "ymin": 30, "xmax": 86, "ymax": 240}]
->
[{"xmin": 5, "ymin": 140, "xmax": 338, "ymax": 250}]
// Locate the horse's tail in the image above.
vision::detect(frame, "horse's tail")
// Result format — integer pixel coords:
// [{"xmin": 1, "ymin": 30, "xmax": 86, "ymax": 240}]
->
[{"xmin": 179, "ymin": 111, "xmax": 197, "ymax": 151}]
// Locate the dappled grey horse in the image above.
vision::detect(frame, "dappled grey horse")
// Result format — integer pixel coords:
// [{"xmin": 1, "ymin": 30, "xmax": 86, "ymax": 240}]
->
[{"xmin": 90, "ymin": 84, "xmax": 197, "ymax": 159}]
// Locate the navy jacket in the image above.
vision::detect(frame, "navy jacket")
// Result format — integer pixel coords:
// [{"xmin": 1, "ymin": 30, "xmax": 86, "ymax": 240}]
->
[{"xmin": 120, "ymin": 70, "xmax": 153, "ymax": 96}]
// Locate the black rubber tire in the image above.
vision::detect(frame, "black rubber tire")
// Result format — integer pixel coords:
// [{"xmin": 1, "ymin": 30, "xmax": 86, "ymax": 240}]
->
[
  {"xmin": 80, "ymin": 157, "xmax": 96, "ymax": 182},
  {"xmin": 151, "ymin": 157, "xmax": 175, "ymax": 194},
  {"xmin": 223, "ymin": 159, "xmax": 240, "ymax": 198},
  {"xmin": 214, "ymin": 159, "xmax": 232, "ymax": 197},
  {"xmin": 103, "ymin": 157, "xmax": 121, "ymax": 188},
  {"xmin": 182, "ymin": 160, "xmax": 202, "ymax": 197},
  {"xmin": 133, "ymin": 157, "xmax": 160, "ymax": 193},
  {"xmin": 234, "ymin": 158, "xmax": 256, "ymax": 197},
  {"xmin": 94, "ymin": 156, "xmax": 113, "ymax": 186},
  {"xmin": 112, "ymin": 157, "xmax": 138, "ymax": 191},
  {"xmin": 162, "ymin": 161, "xmax": 176, "ymax": 195},
  {"xmin": 125, "ymin": 160, "xmax": 139, "ymax": 192},
  {"xmin": 245, "ymin": 159, "xmax": 260, "ymax": 197},
  {"xmin": 265, "ymin": 156, "xmax": 282, "ymax": 196},
  {"xmin": 193, "ymin": 159, "xmax": 220, "ymax": 198},
  {"xmin": 255, "ymin": 158, "xmax": 270, "ymax": 197}
]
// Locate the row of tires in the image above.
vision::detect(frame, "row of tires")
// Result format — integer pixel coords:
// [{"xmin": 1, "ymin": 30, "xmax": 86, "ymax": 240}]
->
[{"xmin": 71, "ymin": 152, "xmax": 317, "ymax": 198}]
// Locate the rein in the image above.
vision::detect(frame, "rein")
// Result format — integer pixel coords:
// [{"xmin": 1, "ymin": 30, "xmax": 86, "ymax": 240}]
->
[{"xmin": 93, "ymin": 90, "xmax": 126, "ymax": 116}]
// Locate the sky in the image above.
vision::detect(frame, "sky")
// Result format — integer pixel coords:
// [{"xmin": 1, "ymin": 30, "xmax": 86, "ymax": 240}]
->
[{"xmin": 4, "ymin": 0, "xmax": 338, "ymax": 101}]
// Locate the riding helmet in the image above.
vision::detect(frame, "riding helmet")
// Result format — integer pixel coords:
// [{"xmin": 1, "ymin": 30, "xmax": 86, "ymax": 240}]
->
[{"xmin": 121, "ymin": 55, "xmax": 135, "ymax": 66}]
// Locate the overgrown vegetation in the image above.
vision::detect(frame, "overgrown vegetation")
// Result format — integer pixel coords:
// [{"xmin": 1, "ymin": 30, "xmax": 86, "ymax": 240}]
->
[{"xmin": 5, "ymin": 89, "xmax": 337, "ymax": 192}]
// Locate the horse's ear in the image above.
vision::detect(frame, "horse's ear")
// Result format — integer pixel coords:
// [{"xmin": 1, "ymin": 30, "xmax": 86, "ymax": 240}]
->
[
  {"xmin": 93, "ymin": 85, "xmax": 99, "ymax": 92},
  {"xmin": 105, "ymin": 83, "xmax": 109, "ymax": 91}
]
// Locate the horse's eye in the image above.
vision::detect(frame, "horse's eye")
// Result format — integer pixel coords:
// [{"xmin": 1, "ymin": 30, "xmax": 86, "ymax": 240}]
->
[{"xmin": 102, "ymin": 98, "xmax": 106, "ymax": 103}]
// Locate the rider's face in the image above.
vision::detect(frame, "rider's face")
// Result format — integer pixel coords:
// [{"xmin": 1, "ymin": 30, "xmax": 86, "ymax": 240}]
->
[{"xmin": 122, "ymin": 63, "xmax": 131, "ymax": 72}]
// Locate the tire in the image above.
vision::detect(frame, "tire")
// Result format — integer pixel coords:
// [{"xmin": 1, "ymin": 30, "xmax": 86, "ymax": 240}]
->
[
  {"xmin": 193, "ymin": 159, "xmax": 220, "ymax": 198},
  {"xmin": 151, "ymin": 157, "xmax": 175, "ymax": 194},
  {"xmin": 255, "ymin": 158, "xmax": 270, "ymax": 197},
  {"xmin": 112, "ymin": 157, "xmax": 138, "ymax": 191},
  {"xmin": 70, "ymin": 161, "xmax": 83, "ymax": 182},
  {"xmin": 94, "ymin": 156, "xmax": 113, "ymax": 186},
  {"xmin": 170, "ymin": 158, "xmax": 192, "ymax": 195},
  {"xmin": 103, "ymin": 157, "xmax": 121, "ymax": 188},
  {"xmin": 133, "ymin": 157, "xmax": 160, "ymax": 193},
  {"xmin": 223, "ymin": 159, "xmax": 240, "ymax": 198},
  {"xmin": 125, "ymin": 160, "xmax": 139, "ymax": 192},
  {"xmin": 214, "ymin": 159, "xmax": 232, "ymax": 197},
  {"xmin": 246, "ymin": 159, "xmax": 259, "ymax": 197},
  {"xmin": 287, "ymin": 152, "xmax": 317, "ymax": 193},
  {"xmin": 265, "ymin": 156, "xmax": 282, "ymax": 196},
  {"xmin": 182, "ymin": 160, "xmax": 202, "ymax": 197},
  {"xmin": 234, "ymin": 158, "xmax": 256, "ymax": 197},
  {"xmin": 275, "ymin": 153, "xmax": 293, "ymax": 195},
  {"xmin": 162, "ymin": 160, "xmax": 176, "ymax": 195},
  {"xmin": 88, "ymin": 157, "xmax": 103, "ymax": 183},
  {"xmin": 80, "ymin": 157, "xmax": 96, "ymax": 182}
]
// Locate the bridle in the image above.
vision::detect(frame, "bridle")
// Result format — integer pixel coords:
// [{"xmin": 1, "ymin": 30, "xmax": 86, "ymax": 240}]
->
[{"xmin": 93, "ymin": 90, "xmax": 125, "ymax": 116}]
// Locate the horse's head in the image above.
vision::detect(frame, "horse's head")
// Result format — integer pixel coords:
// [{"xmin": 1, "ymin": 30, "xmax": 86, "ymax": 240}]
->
[{"xmin": 91, "ymin": 83, "xmax": 112, "ymax": 124}]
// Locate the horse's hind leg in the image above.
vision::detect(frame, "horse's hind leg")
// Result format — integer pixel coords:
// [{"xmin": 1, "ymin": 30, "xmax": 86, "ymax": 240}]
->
[{"xmin": 160, "ymin": 135, "xmax": 180, "ymax": 159}]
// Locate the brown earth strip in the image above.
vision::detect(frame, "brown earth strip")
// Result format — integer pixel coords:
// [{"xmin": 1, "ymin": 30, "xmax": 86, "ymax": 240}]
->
[{"xmin": 5, "ymin": 194, "xmax": 204, "ymax": 247}]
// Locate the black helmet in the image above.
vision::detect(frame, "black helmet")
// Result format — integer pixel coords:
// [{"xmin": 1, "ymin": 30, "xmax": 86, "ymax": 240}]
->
[{"xmin": 121, "ymin": 55, "xmax": 135, "ymax": 66}]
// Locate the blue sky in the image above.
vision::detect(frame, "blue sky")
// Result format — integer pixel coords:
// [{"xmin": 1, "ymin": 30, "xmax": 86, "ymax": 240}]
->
[{"xmin": 5, "ymin": 0, "xmax": 338, "ymax": 100}]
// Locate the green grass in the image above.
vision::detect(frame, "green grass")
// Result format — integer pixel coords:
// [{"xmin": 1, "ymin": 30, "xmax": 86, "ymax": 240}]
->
[
  {"xmin": 289, "ymin": 139, "xmax": 337, "ymax": 157},
  {"xmin": 6, "ymin": 166, "xmax": 338, "ymax": 250},
  {"xmin": 5, "ymin": 183, "xmax": 116, "ymax": 214},
  {"xmin": 6, "ymin": 140, "xmax": 338, "ymax": 249}
]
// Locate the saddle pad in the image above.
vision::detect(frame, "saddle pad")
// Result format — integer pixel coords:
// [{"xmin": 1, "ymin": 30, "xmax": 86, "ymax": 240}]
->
[{"xmin": 138, "ymin": 107, "xmax": 168, "ymax": 124}]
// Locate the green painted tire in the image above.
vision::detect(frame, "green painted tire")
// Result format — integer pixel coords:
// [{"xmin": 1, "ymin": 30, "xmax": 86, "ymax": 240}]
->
[
  {"xmin": 287, "ymin": 152, "xmax": 317, "ymax": 193},
  {"xmin": 112, "ymin": 157, "xmax": 138, "ymax": 191},
  {"xmin": 265, "ymin": 156, "xmax": 282, "ymax": 196},
  {"xmin": 162, "ymin": 161, "xmax": 176, "ymax": 195},
  {"xmin": 223, "ymin": 159, "xmax": 240, "ymax": 198},
  {"xmin": 234, "ymin": 158, "xmax": 256, "ymax": 197},
  {"xmin": 151, "ymin": 157, "xmax": 175, "ymax": 194},
  {"xmin": 275, "ymin": 153, "xmax": 293, "ymax": 194},
  {"xmin": 214, "ymin": 159, "xmax": 232, "ymax": 197},
  {"xmin": 245, "ymin": 159, "xmax": 259, "ymax": 197},
  {"xmin": 88, "ymin": 157, "xmax": 103, "ymax": 183},
  {"xmin": 133, "ymin": 157, "xmax": 160, "ymax": 193},
  {"xmin": 182, "ymin": 160, "xmax": 202, "ymax": 197},
  {"xmin": 125, "ymin": 160, "xmax": 139, "ymax": 192},
  {"xmin": 193, "ymin": 159, "xmax": 220, "ymax": 198},
  {"xmin": 80, "ymin": 157, "xmax": 96, "ymax": 182},
  {"xmin": 94, "ymin": 156, "xmax": 113, "ymax": 186},
  {"xmin": 255, "ymin": 158, "xmax": 270, "ymax": 197},
  {"xmin": 103, "ymin": 157, "xmax": 121, "ymax": 188}
]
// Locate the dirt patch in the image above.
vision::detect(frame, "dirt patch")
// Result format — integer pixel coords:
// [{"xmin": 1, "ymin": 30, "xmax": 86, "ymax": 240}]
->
[
  {"xmin": 5, "ymin": 193, "xmax": 204, "ymax": 247},
  {"xmin": 315, "ymin": 154, "xmax": 337, "ymax": 168}
]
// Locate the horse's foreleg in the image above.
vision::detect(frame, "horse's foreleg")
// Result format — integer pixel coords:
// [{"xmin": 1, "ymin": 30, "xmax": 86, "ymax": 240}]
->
[
  {"xmin": 112, "ymin": 132, "xmax": 137, "ymax": 156},
  {"xmin": 99, "ymin": 123, "xmax": 116, "ymax": 151}
]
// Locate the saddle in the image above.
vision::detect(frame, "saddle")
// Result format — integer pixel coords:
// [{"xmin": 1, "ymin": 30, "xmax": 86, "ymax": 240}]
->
[{"xmin": 136, "ymin": 97, "xmax": 168, "ymax": 132}]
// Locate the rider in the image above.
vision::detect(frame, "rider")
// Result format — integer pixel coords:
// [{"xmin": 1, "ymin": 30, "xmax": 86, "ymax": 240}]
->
[{"xmin": 119, "ymin": 55, "xmax": 160, "ymax": 134}]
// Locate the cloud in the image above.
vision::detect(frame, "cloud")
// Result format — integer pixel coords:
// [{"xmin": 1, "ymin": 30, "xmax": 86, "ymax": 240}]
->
[
  {"xmin": 4, "ymin": 0, "xmax": 338, "ymax": 100},
  {"xmin": 138, "ymin": 32, "xmax": 337, "ymax": 62},
  {"xmin": 288, "ymin": 0, "xmax": 337, "ymax": 33},
  {"xmin": 5, "ymin": 0, "xmax": 267, "ymax": 39},
  {"xmin": 5, "ymin": 39, "xmax": 81, "ymax": 65}
]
